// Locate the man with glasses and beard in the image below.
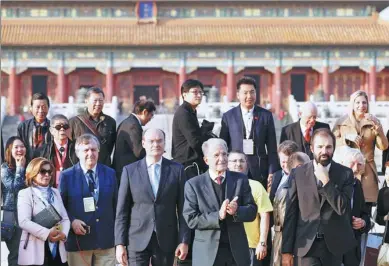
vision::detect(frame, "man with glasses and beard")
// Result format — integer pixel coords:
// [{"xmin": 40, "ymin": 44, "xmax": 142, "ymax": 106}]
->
[{"xmin": 281, "ymin": 128, "xmax": 356, "ymax": 266}]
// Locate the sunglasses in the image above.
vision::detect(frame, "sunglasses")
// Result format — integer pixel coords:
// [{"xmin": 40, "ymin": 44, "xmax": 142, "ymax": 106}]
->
[
  {"xmin": 53, "ymin": 124, "xmax": 70, "ymax": 130},
  {"xmin": 39, "ymin": 169, "xmax": 53, "ymax": 175}
]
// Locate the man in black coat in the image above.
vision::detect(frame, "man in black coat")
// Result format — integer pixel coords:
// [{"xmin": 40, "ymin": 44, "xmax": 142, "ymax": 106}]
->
[
  {"xmin": 172, "ymin": 79, "xmax": 208, "ymax": 178},
  {"xmin": 280, "ymin": 102, "xmax": 330, "ymax": 159},
  {"xmin": 382, "ymin": 129, "xmax": 389, "ymax": 174},
  {"xmin": 17, "ymin": 92, "xmax": 52, "ymax": 161},
  {"xmin": 113, "ymin": 100, "xmax": 155, "ymax": 182},
  {"xmin": 69, "ymin": 87, "xmax": 116, "ymax": 167},
  {"xmin": 282, "ymin": 128, "xmax": 356, "ymax": 266}
]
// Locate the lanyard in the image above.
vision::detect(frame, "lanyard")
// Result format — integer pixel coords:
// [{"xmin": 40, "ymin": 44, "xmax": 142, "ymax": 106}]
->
[{"xmin": 54, "ymin": 145, "xmax": 67, "ymax": 171}]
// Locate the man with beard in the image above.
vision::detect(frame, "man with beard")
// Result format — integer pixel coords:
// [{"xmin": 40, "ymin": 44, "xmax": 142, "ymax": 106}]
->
[
  {"xmin": 281, "ymin": 128, "xmax": 356, "ymax": 266},
  {"xmin": 69, "ymin": 87, "xmax": 116, "ymax": 167}
]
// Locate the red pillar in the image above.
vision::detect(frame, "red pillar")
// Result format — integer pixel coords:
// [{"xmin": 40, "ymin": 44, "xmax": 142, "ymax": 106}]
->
[
  {"xmin": 369, "ymin": 65, "xmax": 377, "ymax": 97},
  {"xmin": 322, "ymin": 66, "xmax": 330, "ymax": 101},
  {"xmin": 57, "ymin": 67, "xmax": 66, "ymax": 103},
  {"xmin": 274, "ymin": 66, "xmax": 282, "ymax": 115},
  {"xmin": 227, "ymin": 66, "xmax": 235, "ymax": 102},
  {"xmin": 106, "ymin": 67, "xmax": 114, "ymax": 102},
  {"xmin": 178, "ymin": 66, "xmax": 186, "ymax": 96},
  {"xmin": 9, "ymin": 67, "xmax": 19, "ymax": 115}
]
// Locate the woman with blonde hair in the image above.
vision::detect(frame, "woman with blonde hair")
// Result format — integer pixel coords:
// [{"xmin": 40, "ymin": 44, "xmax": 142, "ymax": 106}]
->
[
  {"xmin": 17, "ymin": 157, "xmax": 70, "ymax": 266},
  {"xmin": 332, "ymin": 90, "xmax": 388, "ymax": 207}
]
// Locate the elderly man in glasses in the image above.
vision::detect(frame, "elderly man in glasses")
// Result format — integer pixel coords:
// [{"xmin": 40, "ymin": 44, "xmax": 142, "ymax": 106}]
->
[{"xmin": 40, "ymin": 114, "xmax": 78, "ymax": 187}]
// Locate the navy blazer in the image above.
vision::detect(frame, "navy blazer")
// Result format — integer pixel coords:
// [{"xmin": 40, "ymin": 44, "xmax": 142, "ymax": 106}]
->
[
  {"xmin": 115, "ymin": 157, "xmax": 190, "ymax": 253},
  {"xmin": 59, "ymin": 163, "xmax": 118, "ymax": 252},
  {"xmin": 220, "ymin": 105, "xmax": 279, "ymax": 187}
]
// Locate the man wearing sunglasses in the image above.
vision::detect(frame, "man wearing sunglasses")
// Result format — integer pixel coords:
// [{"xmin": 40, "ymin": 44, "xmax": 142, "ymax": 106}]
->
[{"xmin": 40, "ymin": 114, "xmax": 78, "ymax": 187}]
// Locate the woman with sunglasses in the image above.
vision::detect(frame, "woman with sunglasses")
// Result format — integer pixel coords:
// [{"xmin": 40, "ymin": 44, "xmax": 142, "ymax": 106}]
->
[
  {"xmin": 1, "ymin": 136, "xmax": 27, "ymax": 266},
  {"xmin": 40, "ymin": 114, "xmax": 78, "ymax": 187},
  {"xmin": 17, "ymin": 157, "xmax": 70, "ymax": 266}
]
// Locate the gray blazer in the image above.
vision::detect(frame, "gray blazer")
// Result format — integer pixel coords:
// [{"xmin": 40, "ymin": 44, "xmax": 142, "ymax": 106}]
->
[{"xmin": 183, "ymin": 170, "xmax": 257, "ymax": 266}]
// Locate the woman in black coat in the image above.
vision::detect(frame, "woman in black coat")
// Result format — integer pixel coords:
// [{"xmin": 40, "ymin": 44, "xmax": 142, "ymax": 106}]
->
[{"xmin": 376, "ymin": 162, "xmax": 389, "ymax": 245}]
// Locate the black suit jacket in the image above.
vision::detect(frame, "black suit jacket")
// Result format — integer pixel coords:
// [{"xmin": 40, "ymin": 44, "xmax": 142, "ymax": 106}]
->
[
  {"xmin": 172, "ymin": 101, "xmax": 207, "ymax": 171},
  {"xmin": 269, "ymin": 169, "xmax": 284, "ymax": 204},
  {"xmin": 183, "ymin": 170, "xmax": 257, "ymax": 266},
  {"xmin": 220, "ymin": 105, "xmax": 279, "ymax": 188},
  {"xmin": 382, "ymin": 130, "xmax": 389, "ymax": 173},
  {"xmin": 113, "ymin": 114, "xmax": 145, "ymax": 181},
  {"xmin": 115, "ymin": 157, "xmax": 190, "ymax": 253},
  {"xmin": 279, "ymin": 120, "xmax": 330, "ymax": 159},
  {"xmin": 282, "ymin": 161, "xmax": 356, "ymax": 257}
]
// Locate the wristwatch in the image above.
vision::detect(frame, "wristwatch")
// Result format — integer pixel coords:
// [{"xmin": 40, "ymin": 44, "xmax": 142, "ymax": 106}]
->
[{"xmin": 260, "ymin": 241, "xmax": 266, "ymax": 247}]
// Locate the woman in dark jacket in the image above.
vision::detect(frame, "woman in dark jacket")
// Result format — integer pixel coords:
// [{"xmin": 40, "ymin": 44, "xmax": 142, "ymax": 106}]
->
[
  {"xmin": 1, "ymin": 136, "xmax": 27, "ymax": 266},
  {"xmin": 376, "ymin": 162, "xmax": 389, "ymax": 244}
]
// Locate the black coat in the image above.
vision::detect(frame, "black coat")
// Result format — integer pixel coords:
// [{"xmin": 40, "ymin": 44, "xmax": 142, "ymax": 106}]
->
[
  {"xmin": 172, "ymin": 101, "xmax": 207, "ymax": 172},
  {"xmin": 382, "ymin": 130, "xmax": 389, "ymax": 174},
  {"xmin": 280, "ymin": 120, "xmax": 330, "ymax": 159},
  {"xmin": 112, "ymin": 114, "xmax": 145, "ymax": 181},
  {"xmin": 69, "ymin": 110, "xmax": 116, "ymax": 167},
  {"xmin": 376, "ymin": 187, "xmax": 389, "ymax": 243},
  {"xmin": 38, "ymin": 138, "xmax": 78, "ymax": 170},
  {"xmin": 17, "ymin": 118, "xmax": 52, "ymax": 161}
]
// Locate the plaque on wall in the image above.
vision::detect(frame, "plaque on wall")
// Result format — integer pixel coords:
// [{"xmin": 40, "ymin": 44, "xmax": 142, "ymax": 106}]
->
[{"xmin": 136, "ymin": 1, "xmax": 156, "ymax": 23}]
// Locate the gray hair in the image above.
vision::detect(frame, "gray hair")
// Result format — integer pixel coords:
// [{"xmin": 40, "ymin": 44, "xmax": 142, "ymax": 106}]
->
[
  {"xmin": 334, "ymin": 146, "xmax": 365, "ymax": 168},
  {"xmin": 75, "ymin": 133, "xmax": 100, "ymax": 155},
  {"xmin": 287, "ymin": 152, "xmax": 310, "ymax": 173},
  {"xmin": 202, "ymin": 138, "xmax": 227, "ymax": 156}
]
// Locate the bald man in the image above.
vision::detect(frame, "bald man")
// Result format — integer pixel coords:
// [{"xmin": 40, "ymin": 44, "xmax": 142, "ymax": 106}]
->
[
  {"xmin": 115, "ymin": 128, "xmax": 190, "ymax": 266},
  {"xmin": 280, "ymin": 102, "xmax": 330, "ymax": 159}
]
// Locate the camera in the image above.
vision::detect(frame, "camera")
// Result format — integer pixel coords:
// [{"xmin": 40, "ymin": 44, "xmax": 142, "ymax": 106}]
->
[{"xmin": 82, "ymin": 224, "xmax": 90, "ymax": 234}]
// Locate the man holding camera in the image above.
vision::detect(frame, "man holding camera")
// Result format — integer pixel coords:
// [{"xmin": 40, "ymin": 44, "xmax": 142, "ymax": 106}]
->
[{"xmin": 59, "ymin": 134, "xmax": 118, "ymax": 266}]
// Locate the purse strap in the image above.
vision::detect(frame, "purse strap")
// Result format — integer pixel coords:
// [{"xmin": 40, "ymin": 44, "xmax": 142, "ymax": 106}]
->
[{"xmin": 76, "ymin": 115, "xmax": 100, "ymax": 137}]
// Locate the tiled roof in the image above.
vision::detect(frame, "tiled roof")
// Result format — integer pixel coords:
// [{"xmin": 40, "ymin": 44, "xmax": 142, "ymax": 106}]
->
[{"xmin": 2, "ymin": 18, "xmax": 389, "ymax": 46}]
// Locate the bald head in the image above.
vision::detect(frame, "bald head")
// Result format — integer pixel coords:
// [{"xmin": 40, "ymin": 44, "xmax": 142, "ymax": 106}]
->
[{"xmin": 300, "ymin": 101, "xmax": 318, "ymax": 129}]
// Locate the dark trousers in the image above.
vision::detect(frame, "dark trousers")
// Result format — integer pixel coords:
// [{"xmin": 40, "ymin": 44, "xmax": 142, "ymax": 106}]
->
[
  {"xmin": 127, "ymin": 232, "xmax": 174, "ymax": 266},
  {"xmin": 343, "ymin": 234, "xmax": 362, "ymax": 266},
  {"xmin": 295, "ymin": 238, "xmax": 342, "ymax": 266},
  {"xmin": 213, "ymin": 246, "xmax": 236, "ymax": 266},
  {"xmin": 5, "ymin": 226, "xmax": 22, "ymax": 266},
  {"xmin": 31, "ymin": 241, "xmax": 68, "ymax": 266}
]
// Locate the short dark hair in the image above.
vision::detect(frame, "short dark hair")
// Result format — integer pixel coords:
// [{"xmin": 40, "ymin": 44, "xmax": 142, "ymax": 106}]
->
[
  {"xmin": 31, "ymin": 92, "xmax": 50, "ymax": 108},
  {"xmin": 228, "ymin": 150, "xmax": 247, "ymax": 160},
  {"xmin": 133, "ymin": 100, "xmax": 156, "ymax": 115},
  {"xmin": 180, "ymin": 79, "xmax": 204, "ymax": 96},
  {"xmin": 237, "ymin": 76, "xmax": 257, "ymax": 92},
  {"xmin": 86, "ymin": 87, "xmax": 105, "ymax": 99},
  {"xmin": 278, "ymin": 140, "xmax": 299, "ymax": 156},
  {"xmin": 51, "ymin": 114, "xmax": 69, "ymax": 125},
  {"xmin": 311, "ymin": 128, "xmax": 336, "ymax": 149}
]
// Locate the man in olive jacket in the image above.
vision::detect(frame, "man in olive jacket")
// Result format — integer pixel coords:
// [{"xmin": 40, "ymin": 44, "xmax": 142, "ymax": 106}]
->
[{"xmin": 69, "ymin": 87, "xmax": 116, "ymax": 167}]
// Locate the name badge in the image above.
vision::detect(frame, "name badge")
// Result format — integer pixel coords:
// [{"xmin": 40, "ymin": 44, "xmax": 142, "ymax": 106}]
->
[
  {"xmin": 243, "ymin": 139, "xmax": 254, "ymax": 155},
  {"xmin": 83, "ymin": 197, "xmax": 96, "ymax": 212}
]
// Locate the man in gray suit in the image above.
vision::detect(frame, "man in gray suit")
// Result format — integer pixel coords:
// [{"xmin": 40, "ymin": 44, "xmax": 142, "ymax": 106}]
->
[
  {"xmin": 183, "ymin": 138, "xmax": 257, "ymax": 266},
  {"xmin": 281, "ymin": 128, "xmax": 356, "ymax": 266},
  {"xmin": 115, "ymin": 128, "xmax": 190, "ymax": 266}
]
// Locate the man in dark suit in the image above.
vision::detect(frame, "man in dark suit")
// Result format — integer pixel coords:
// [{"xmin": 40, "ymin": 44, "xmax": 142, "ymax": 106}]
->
[
  {"xmin": 220, "ymin": 76, "xmax": 279, "ymax": 189},
  {"xmin": 113, "ymin": 100, "xmax": 156, "ymax": 182},
  {"xmin": 172, "ymin": 79, "xmax": 208, "ymax": 179},
  {"xmin": 115, "ymin": 128, "xmax": 190, "ymax": 266},
  {"xmin": 59, "ymin": 133, "xmax": 118, "ymax": 266},
  {"xmin": 382, "ymin": 129, "xmax": 389, "ymax": 174},
  {"xmin": 282, "ymin": 128, "xmax": 356, "ymax": 266},
  {"xmin": 183, "ymin": 138, "xmax": 257, "ymax": 266},
  {"xmin": 280, "ymin": 102, "xmax": 330, "ymax": 159}
]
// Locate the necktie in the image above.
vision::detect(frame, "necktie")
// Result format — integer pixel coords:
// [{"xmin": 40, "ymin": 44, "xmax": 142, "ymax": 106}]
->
[
  {"xmin": 304, "ymin": 128, "xmax": 311, "ymax": 143},
  {"xmin": 151, "ymin": 164, "xmax": 160, "ymax": 197},
  {"xmin": 59, "ymin": 147, "xmax": 65, "ymax": 159},
  {"xmin": 34, "ymin": 125, "xmax": 43, "ymax": 148},
  {"xmin": 87, "ymin": 170, "xmax": 96, "ymax": 195},
  {"xmin": 216, "ymin": 176, "xmax": 222, "ymax": 185}
]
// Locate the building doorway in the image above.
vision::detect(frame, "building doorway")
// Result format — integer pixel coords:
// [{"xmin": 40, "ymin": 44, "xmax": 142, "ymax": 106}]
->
[
  {"xmin": 291, "ymin": 74, "xmax": 306, "ymax": 101},
  {"xmin": 32, "ymin": 75, "xmax": 47, "ymax": 95},
  {"xmin": 134, "ymin": 85, "xmax": 160, "ymax": 105}
]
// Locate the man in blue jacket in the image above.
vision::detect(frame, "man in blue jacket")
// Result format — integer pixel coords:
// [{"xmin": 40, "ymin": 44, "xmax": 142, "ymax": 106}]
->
[{"xmin": 60, "ymin": 133, "xmax": 118, "ymax": 266}]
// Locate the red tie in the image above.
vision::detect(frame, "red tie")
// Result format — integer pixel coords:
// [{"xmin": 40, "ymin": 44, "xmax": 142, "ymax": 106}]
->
[
  {"xmin": 216, "ymin": 176, "xmax": 222, "ymax": 185},
  {"xmin": 304, "ymin": 128, "xmax": 311, "ymax": 143}
]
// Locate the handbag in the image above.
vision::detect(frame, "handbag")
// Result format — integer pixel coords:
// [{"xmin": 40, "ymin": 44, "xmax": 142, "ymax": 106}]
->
[
  {"xmin": 31, "ymin": 188, "xmax": 62, "ymax": 229},
  {"xmin": 1, "ymin": 180, "xmax": 18, "ymax": 242},
  {"xmin": 377, "ymin": 220, "xmax": 389, "ymax": 266}
]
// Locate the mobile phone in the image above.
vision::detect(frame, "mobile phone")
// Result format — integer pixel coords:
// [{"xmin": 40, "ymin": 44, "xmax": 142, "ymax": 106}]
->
[{"xmin": 82, "ymin": 224, "xmax": 90, "ymax": 234}]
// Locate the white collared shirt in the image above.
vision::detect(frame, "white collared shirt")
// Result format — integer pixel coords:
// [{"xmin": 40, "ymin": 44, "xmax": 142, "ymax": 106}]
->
[
  {"xmin": 209, "ymin": 170, "xmax": 226, "ymax": 184},
  {"xmin": 277, "ymin": 171, "xmax": 289, "ymax": 191},
  {"xmin": 54, "ymin": 139, "xmax": 68, "ymax": 155},
  {"xmin": 132, "ymin": 113, "xmax": 142, "ymax": 126},
  {"xmin": 300, "ymin": 122, "xmax": 313, "ymax": 137},
  {"xmin": 80, "ymin": 164, "xmax": 98, "ymax": 187},
  {"xmin": 240, "ymin": 106, "xmax": 254, "ymax": 139},
  {"xmin": 146, "ymin": 157, "xmax": 163, "ymax": 182}
]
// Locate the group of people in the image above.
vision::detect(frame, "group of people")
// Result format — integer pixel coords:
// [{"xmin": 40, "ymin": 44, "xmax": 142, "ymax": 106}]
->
[{"xmin": 1, "ymin": 76, "xmax": 389, "ymax": 266}]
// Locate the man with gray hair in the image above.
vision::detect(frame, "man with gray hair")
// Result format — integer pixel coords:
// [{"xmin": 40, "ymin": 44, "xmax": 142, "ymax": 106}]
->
[
  {"xmin": 59, "ymin": 133, "xmax": 118, "ymax": 266},
  {"xmin": 183, "ymin": 138, "xmax": 257, "ymax": 266},
  {"xmin": 280, "ymin": 101, "xmax": 330, "ymax": 159}
]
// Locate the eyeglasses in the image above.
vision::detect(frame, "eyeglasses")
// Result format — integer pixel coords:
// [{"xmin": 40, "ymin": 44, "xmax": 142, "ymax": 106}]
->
[
  {"xmin": 52, "ymin": 124, "xmax": 70, "ymax": 130},
  {"xmin": 39, "ymin": 169, "xmax": 53, "ymax": 175}
]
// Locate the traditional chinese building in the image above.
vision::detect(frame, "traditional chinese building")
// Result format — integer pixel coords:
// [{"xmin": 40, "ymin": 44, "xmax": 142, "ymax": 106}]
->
[{"xmin": 1, "ymin": 0, "xmax": 389, "ymax": 115}]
